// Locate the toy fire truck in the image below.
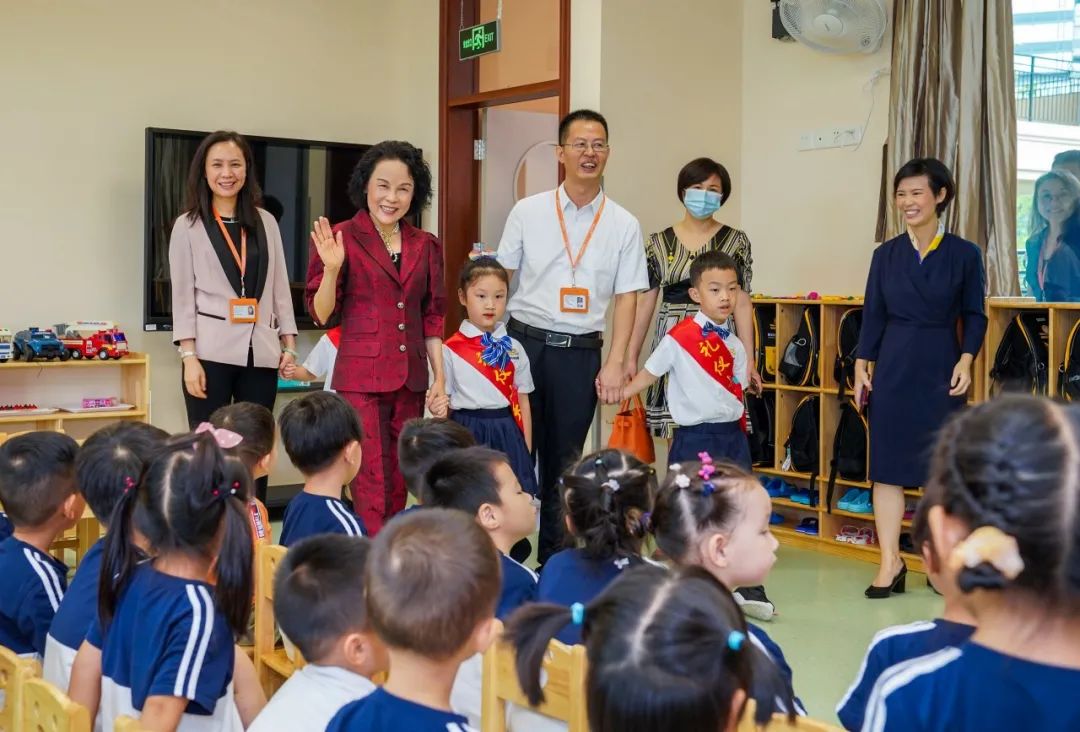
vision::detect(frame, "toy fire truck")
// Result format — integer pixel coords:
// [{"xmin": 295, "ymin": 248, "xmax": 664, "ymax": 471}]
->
[
  {"xmin": 55, "ymin": 321, "xmax": 130, "ymax": 361},
  {"xmin": 0, "ymin": 329, "xmax": 11, "ymax": 363}
]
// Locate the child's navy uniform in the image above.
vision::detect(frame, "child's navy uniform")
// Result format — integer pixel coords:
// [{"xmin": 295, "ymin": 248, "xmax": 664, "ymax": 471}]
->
[
  {"xmin": 280, "ymin": 492, "xmax": 366, "ymax": 547},
  {"xmin": 43, "ymin": 538, "xmax": 106, "ymax": 687},
  {"xmin": 837, "ymin": 619, "xmax": 973, "ymax": 731},
  {"xmin": 862, "ymin": 642, "xmax": 1080, "ymax": 732},
  {"xmin": 538, "ymin": 548, "xmax": 656, "ymax": 645},
  {"xmin": 0, "ymin": 536, "xmax": 67, "ymax": 658},
  {"xmin": 747, "ymin": 623, "xmax": 806, "ymax": 716},
  {"xmin": 497, "ymin": 552, "xmax": 538, "ymax": 620},
  {"xmin": 87, "ymin": 563, "xmax": 241, "ymax": 731},
  {"xmin": 327, "ymin": 687, "xmax": 477, "ymax": 732},
  {"xmin": 444, "ymin": 321, "xmax": 537, "ymax": 495},
  {"xmin": 0, "ymin": 511, "xmax": 12, "ymax": 541}
]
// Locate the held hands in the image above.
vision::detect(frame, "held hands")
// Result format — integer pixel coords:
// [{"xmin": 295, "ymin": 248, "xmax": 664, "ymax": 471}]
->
[
  {"xmin": 183, "ymin": 358, "xmax": 207, "ymax": 400},
  {"xmin": 595, "ymin": 361, "xmax": 626, "ymax": 405},
  {"xmin": 427, "ymin": 380, "xmax": 449, "ymax": 418},
  {"xmin": 279, "ymin": 351, "xmax": 296, "ymax": 380},
  {"xmin": 311, "ymin": 216, "xmax": 345, "ymax": 272}
]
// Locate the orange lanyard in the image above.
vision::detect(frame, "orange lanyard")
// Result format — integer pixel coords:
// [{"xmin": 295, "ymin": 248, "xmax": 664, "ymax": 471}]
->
[
  {"xmin": 213, "ymin": 208, "xmax": 248, "ymax": 297},
  {"xmin": 555, "ymin": 189, "xmax": 606, "ymax": 285}
]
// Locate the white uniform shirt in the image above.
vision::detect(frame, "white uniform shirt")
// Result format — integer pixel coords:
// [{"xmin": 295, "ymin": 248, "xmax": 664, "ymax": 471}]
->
[
  {"xmin": 444, "ymin": 321, "xmax": 534, "ymax": 410},
  {"xmin": 301, "ymin": 334, "xmax": 338, "ymax": 391},
  {"xmin": 248, "ymin": 664, "xmax": 376, "ymax": 732},
  {"xmin": 643, "ymin": 311, "xmax": 747, "ymax": 427},
  {"xmin": 496, "ymin": 184, "xmax": 649, "ymax": 334}
]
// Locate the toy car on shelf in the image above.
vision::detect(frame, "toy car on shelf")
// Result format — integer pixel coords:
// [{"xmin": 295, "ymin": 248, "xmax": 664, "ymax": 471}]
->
[
  {"xmin": 0, "ymin": 329, "xmax": 11, "ymax": 363},
  {"xmin": 54, "ymin": 321, "xmax": 129, "ymax": 360},
  {"xmin": 13, "ymin": 328, "xmax": 68, "ymax": 362}
]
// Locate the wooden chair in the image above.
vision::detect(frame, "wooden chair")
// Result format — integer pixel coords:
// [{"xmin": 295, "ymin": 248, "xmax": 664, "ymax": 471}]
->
[
  {"xmin": 0, "ymin": 645, "xmax": 41, "ymax": 732},
  {"xmin": 21, "ymin": 677, "xmax": 90, "ymax": 732},
  {"xmin": 737, "ymin": 700, "xmax": 842, "ymax": 732},
  {"xmin": 253, "ymin": 543, "xmax": 304, "ymax": 697},
  {"xmin": 114, "ymin": 716, "xmax": 147, "ymax": 732},
  {"xmin": 481, "ymin": 621, "xmax": 588, "ymax": 732}
]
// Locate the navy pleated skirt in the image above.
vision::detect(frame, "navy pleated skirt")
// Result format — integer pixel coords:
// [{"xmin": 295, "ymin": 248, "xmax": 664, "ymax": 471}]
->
[
  {"xmin": 669, "ymin": 420, "xmax": 751, "ymax": 469},
  {"xmin": 451, "ymin": 407, "xmax": 538, "ymax": 495}
]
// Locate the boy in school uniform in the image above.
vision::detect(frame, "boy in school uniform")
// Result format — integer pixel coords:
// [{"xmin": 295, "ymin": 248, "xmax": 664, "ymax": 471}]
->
[
  {"xmin": 398, "ymin": 417, "xmax": 477, "ymax": 506},
  {"xmin": 283, "ymin": 326, "xmax": 341, "ymax": 391},
  {"xmin": 327, "ymin": 508, "xmax": 501, "ymax": 732},
  {"xmin": 278, "ymin": 391, "xmax": 366, "ymax": 546},
  {"xmin": 0, "ymin": 432, "xmax": 82, "ymax": 659},
  {"xmin": 248, "ymin": 535, "xmax": 387, "ymax": 732},
  {"xmin": 835, "ymin": 498, "xmax": 976, "ymax": 730},
  {"xmin": 620, "ymin": 251, "xmax": 751, "ymax": 467}
]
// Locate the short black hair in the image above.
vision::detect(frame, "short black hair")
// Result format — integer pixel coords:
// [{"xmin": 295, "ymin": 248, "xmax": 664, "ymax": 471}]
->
[
  {"xmin": 558, "ymin": 109, "xmax": 609, "ymax": 145},
  {"xmin": 0, "ymin": 432, "xmax": 79, "ymax": 527},
  {"xmin": 424, "ymin": 447, "xmax": 508, "ymax": 516},
  {"xmin": 398, "ymin": 418, "xmax": 476, "ymax": 500},
  {"xmin": 76, "ymin": 422, "xmax": 169, "ymax": 528},
  {"xmin": 1053, "ymin": 150, "xmax": 1080, "ymax": 169},
  {"xmin": 893, "ymin": 157, "xmax": 955, "ymax": 215},
  {"xmin": 689, "ymin": 251, "xmax": 739, "ymax": 288},
  {"xmin": 459, "ymin": 255, "xmax": 509, "ymax": 292},
  {"xmin": 278, "ymin": 392, "xmax": 363, "ymax": 475},
  {"xmin": 347, "ymin": 140, "xmax": 432, "ymax": 220},
  {"xmin": 275, "ymin": 534, "xmax": 371, "ymax": 663},
  {"xmin": 677, "ymin": 157, "xmax": 732, "ymax": 205}
]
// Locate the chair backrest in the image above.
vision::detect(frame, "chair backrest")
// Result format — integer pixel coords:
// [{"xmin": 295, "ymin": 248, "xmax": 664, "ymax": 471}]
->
[
  {"xmin": 21, "ymin": 677, "xmax": 90, "ymax": 732},
  {"xmin": 0, "ymin": 645, "xmax": 41, "ymax": 732},
  {"xmin": 481, "ymin": 620, "xmax": 587, "ymax": 732},
  {"xmin": 253, "ymin": 543, "xmax": 305, "ymax": 697},
  {"xmin": 113, "ymin": 715, "xmax": 147, "ymax": 732},
  {"xmin": 737, "ymin": 699, "xmax": 843, "ymax": 732}
]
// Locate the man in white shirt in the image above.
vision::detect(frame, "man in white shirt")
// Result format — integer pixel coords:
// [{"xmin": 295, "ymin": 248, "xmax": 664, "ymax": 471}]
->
[{"xmin": 497, "ymin": 109, "xmax": 648, "ymax": 563}]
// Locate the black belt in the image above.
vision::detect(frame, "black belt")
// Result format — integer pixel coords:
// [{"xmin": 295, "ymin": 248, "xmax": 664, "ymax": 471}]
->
[{"xmin": 508, "ymin": 318, "xmax": 603, "ymax": 350}]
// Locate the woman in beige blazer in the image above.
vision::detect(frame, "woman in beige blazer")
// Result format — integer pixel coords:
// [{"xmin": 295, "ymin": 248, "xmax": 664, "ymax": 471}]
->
[{"xmin": 169, "ymin": 131, "xmax": 298, "ymax": 450}]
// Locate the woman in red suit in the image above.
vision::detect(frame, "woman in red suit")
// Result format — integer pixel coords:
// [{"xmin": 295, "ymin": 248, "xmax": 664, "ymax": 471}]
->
[{"xmin": 306, "ymin": 141, "xmax": 446, "ymax": 533}]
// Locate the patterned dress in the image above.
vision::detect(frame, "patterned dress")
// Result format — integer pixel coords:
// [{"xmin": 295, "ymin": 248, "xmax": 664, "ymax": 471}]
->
[{"xmin": 644, "ymin": 225, "xmax": 753, "ymax": 438}]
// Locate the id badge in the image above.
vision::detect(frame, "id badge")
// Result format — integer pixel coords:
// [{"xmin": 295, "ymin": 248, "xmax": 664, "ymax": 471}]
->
[
  {"xmin": 559, "ymin": 287, "xmax": 590, "ymax": 314},
  {"xmin": 229, "ymin": 298, "xmax": 258, "ymax": 323}
]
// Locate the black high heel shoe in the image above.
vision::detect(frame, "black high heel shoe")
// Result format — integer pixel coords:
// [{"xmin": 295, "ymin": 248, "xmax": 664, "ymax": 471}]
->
[{"xmin": 865, "ymin": 562, "xmax": 907, "ymax": 599}]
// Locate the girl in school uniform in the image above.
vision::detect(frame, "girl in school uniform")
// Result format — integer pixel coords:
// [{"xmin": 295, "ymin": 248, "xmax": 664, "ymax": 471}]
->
[
  {"xmin": 650, "ymin": 456, "xmax": 805, "ymax": 717},
  {"xmin": 69, "ymin": 429, "xmax": 260, "ymax": 732},
  {"xmin": 862, "ymin": 395, "xmax": 1080, "ymax": 732},
  {"xmin": 436, "ymin": 256, "xmax": 537, "ymax": 496},
  {"xmin": 536, "ymin": 448, "xmax": 657, "ymax": 645}
]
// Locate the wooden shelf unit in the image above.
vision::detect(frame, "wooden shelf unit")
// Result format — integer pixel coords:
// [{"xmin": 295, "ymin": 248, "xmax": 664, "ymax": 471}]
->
[{"xmin": 982, "ymin": 298, "xmax": 1080, "ymax": 399}]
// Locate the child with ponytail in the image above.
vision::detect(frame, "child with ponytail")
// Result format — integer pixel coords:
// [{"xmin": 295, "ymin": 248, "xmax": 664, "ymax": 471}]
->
[
  {"xmin": 863, "ymin": 395, "xmax": 1080, "ymax": 731},
  {"xmin": 505, "ymin": 563, "xmax": 795, "ymax": 732},
  {"xmin": 649, "ymin": 455, "xmax": 804, "ymax": 716},
  {"xmin": 69, "ymin": 429, "xmax": 258, "ymax": 732}
]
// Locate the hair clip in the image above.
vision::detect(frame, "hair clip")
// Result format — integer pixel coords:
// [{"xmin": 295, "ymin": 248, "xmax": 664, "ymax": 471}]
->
[
  {"xmin": 194, "ymin": 422, "xmax": 244, "ymax": 449},
  {"xmin": 602, "ymin": 478, "xmax": 620, "ymax": 492},
  {"xmin": 639, "ymin": 511, "xmax": 652, "ymax": 532},
  {"xmin": 674, "ymin": 473, "xmax": 691, "ymax": 489},
  {"xmin": 699, "ymin": 463, "xmax": 716, "ymax": 481},
  {"xmin": 698, "ymin": 452, "xmax": 713, "ymax": 465},
  {"xmin": 230, "ymin": 481, "xmax": 240, "ymax": 496},
  {"xmin": 727, "ymin": 630, "xmax": 745, "ymax": 652},
  {"xmin": 948, "ymin": 525, "xmax": 1025, "ymax": 580},
  {"xmin": 668, "ymin": 463, "xmax": 682, "ymax": 472},
  {"xmin": 212, "ymin": 488, "xmax": 220, "ymax": 497},
  {"xmin": 702, "ymin": 482, "xmax": 716, "ymax": 496},
  {"xmin": 570, "ymin": 602, "xmax": 585, "ymax": 626},
  {"xmin": 122, "ymin": 476, "xmax": 135, "ymax": 493}
]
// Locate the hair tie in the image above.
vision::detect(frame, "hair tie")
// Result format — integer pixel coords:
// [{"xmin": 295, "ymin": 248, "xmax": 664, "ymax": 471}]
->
[
  {"xmin": 673, "ymin": 473, "xmax": 691, "ymax": 489},
  {"xmin": 639, "ymin": 511, "xmax": 652, "ymax": 533},
  {"xmin": 212, "ymin": 488, "xmax": 220, "ymax": 497},
  {"xmin": 230, "ymin": 480, "xmax": 240, "ymax": 496},
  {"xmin": 668, "ymin": 463, "xmax": 682, "ymax": 472},
  {"xmin": 948, "ymin": 525, "xmax": 1025, "ymax": 580},
  {"xmin": 699, "ymin": 463, "xmax": 716, "ymax": 481},
  {"xmin": 123, "ymin": 476, "xmax": 135, "ymax": 493},
  {"xmin": 698, "ymin": 452, "xmax": 713, "ymax": 465},
  {"xmin": 602, "ymin": 478, "xmax": 620, "ymax": 493},
  {"xmin": 194, "ymin": 422, "xmax": 244, "ymax": 449},
  {"xmin": 702, "ymin": 482, "xmax": 716, "ymax": 496},
  {"xmin": 727, "ymin": 630, "xmax": 745, "ymax": 652},
  {"xmin": 570, "ymin": 602, "xmax": 585, "ymax": 626}
]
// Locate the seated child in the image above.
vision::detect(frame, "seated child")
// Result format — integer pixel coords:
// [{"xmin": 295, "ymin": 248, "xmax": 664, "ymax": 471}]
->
[
  {"xmin": 248, "ymin": 535, "xmax": 387, "ymax": 732},
  {"xmin": 649, "ymin": 457, "xmax": 805, "ymax": 716},
  {"xmin": 621, "ymin": 251, "xmax": 750, "ymax": 467},
  {"xmin": 69, "ymin": 431, "xmax": 258, "ymax": 731},
  {"xmin": 863, "ymin": 395, "xmax": 1080, "ymax": 731},
  {"xmin": 505, "ymin": 563, "xmax": 793, "ymax": 732},
  {"xmin": 327, "ymin": 508, "xmax": 500, "ymax": 732},
  {"xmin": 0, "ymin": 431, "xmax": 82, "ymax": 659},
  {"xmin": 208, "ymin": 402, "xmax": 279, "ymax": 549},
  {"xmin": 44, "ymin": 421, "xmax": 168, "ymax": 689},
  {"xmin": 284, "ymin": 326, "xmax": 341, "ymax": 391},
  {"xmin": 537, "ymin": 448, "xmax": 657, "ymax": 645},
  {"xmin": 836, "ymin": 497, "xmax": 975, "ymax": 730},
  {"xmin": 398, "ymin": 417, "xmax": 476, "ymax": 506},
  {"xmin": 278, "ymin": 391, "xmax": 365, "ymax": 545}
]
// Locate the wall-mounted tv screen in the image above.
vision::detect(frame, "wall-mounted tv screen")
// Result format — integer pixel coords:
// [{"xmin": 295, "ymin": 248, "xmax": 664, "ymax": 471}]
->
[{"xmin": 143, "ymin": 128, "xmax": 417, "ymax": 331}]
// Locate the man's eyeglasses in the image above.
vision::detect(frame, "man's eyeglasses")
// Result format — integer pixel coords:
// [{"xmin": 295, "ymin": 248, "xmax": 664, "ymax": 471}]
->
[{"xmin": 561, "ymin": 141, "xmax": 610, "ymax": 154}]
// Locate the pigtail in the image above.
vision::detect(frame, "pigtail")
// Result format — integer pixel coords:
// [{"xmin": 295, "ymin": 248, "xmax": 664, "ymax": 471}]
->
[
  {"xmin": 210, "ymin": 458, "xmax": 255, "ymax": 635},
  {"xmin": 98, "ymin": 476, "xmax": 142, "ymax": 628},
  {"xmin": 562, "ymin": 450, "xmax": 657, "ymax": 560},
  {"xmin": 504, "ymin": 602, "xmax": 577, "ymax": 706}
]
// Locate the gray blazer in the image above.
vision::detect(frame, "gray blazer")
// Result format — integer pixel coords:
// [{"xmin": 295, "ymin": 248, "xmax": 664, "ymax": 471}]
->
[{"xmin": 169, "ymin": 208, "xmax": 298, "ymax": 368}]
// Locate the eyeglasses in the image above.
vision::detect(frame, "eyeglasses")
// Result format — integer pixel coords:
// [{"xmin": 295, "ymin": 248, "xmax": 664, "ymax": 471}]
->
[{"xmin": 561, "ymin": 141, "xmax": 610, "ymax": 154}]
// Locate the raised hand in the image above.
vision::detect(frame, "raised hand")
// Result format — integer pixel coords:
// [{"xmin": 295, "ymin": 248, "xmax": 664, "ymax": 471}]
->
[{"xmin": 310, "ymin": 216, "xmax": 345, "ymax": 272}]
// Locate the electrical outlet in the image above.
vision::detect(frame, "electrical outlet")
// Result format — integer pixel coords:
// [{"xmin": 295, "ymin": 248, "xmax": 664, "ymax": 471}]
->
[
  {"xmin": 833, "ymin": 126, "xmax": 863, "ymax": 147},
  {"xmin": 799, "ymin": 132, "xmax": 816, "ymax": 151}
]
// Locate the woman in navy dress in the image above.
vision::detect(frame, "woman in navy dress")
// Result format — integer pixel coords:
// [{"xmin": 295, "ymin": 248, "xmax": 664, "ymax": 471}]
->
[{"xmin": 854, "ymin": 158, "xmax": 987, "ymax": 599}]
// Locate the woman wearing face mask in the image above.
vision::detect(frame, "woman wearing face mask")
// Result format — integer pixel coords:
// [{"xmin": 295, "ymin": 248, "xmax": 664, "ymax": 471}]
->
[{"xmin": 1025, "ymin": 169, "xmax": 1080, "ymax": 302}]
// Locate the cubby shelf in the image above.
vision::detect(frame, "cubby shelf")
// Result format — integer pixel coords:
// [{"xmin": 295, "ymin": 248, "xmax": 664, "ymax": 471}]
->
[
  {"xmin": 983, "ymin": 297, "xmax": 1080, "ymax": 399},
  {"xmin": 770, "ymin": 497, "xmax": 817, "ymax": 511}
]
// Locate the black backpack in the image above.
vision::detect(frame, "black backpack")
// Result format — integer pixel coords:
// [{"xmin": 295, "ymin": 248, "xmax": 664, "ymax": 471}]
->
[
  {"xmin": 826, "ymin": 400, "xmax": 869, "ymax": 513},
  {"xmin": 990, "ymin": 312, "xmax": 1049, "ymax": 396},
  {"xmin": 833, "ymin": 308, "xmax": 863, "ymax": 397},
  {"xmin": 746, "ymin": 393, "xmax": 774, "ymax": 467},
  {"xmin": 784, "ymin": 395, "xmax": 819, "ymax": 476},
  {"xmin": 753, "ymin": 307, "xmax": 777, "ymax": 383},
  {"xmin": 1061, "ymin": 320, "xmax": 1080, "ymax": 401},
  {"xmin": 779, "ymin": 307, "xmax": 819, "ymax": 386}
]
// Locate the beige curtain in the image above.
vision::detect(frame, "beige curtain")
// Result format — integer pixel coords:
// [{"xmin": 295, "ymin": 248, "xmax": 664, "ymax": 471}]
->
[{"xmin": 880, "ymin": 0, "xmax": 1017, "ymax": 297}]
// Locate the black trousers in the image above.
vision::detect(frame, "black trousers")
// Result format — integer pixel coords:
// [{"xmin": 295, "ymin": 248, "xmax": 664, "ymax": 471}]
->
[
  {"xmin": 514, "ymin": 328, "xmax": 601, "ymax": 565},
  {"xmin": 181, "ymin": 349, "xmax": 278, "ymax": 502}
]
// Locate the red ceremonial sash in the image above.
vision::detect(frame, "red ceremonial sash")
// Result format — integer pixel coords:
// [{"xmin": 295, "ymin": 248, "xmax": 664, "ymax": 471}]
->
[
  {"xmin": 444, "ymin": 332, "xmax": 525, "ymax": 433},
  {"xmin": 326, "ymin": 326, "xmax": 342, "ymax": 348},
  {"xmin": 668, "ymin": 317, "xmax": 747, "ymax": 432}
]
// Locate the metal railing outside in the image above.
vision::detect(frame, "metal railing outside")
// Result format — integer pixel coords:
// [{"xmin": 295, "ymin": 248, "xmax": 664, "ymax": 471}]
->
[{"xmin": 1016, "ymin": 53, "xmax": 1080, "ymax": 125}]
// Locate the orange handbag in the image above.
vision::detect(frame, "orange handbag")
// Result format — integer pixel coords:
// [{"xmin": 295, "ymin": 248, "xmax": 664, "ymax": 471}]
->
[{"xmin": 607, "ymin": 395, "xmax": 656, "ymax": 464}]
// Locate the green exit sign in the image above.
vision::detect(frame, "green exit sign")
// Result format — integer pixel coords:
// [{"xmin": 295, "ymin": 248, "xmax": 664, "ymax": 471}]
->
[{"xmin": 459, "ymin": 20, "xmax": 501, "ymax": 60}]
